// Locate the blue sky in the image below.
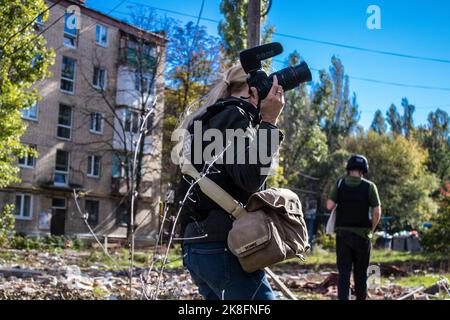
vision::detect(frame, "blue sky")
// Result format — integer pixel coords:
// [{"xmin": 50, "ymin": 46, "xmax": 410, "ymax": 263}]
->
[{"xmin": 86, "ymin": 0, "xmax": 450, "ymax": 129}]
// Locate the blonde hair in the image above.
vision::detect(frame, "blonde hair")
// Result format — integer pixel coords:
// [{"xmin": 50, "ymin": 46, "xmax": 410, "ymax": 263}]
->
[
  {"xmin": 178, "ymin": 64, "xmax": 248, "ymax": 131},
  {"xmin": 172, "ymin": 64, "xmax": 248, "ymax": 166}
]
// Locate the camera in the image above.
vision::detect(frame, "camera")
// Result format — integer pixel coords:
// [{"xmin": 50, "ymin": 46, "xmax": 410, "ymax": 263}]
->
[{"xmin": 239, "ymin": 42, "xmax": 312, "ymax": 100}]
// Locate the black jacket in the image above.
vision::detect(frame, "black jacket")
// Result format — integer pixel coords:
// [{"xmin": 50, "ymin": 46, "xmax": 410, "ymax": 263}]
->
[{"xmin": 179, "ymin": 97, "xmax": 283, "ymax": 243}]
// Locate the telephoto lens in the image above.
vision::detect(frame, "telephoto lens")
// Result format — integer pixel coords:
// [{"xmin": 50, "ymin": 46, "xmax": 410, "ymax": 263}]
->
[
  {"xmin": 239, "ymin": 42, "xmax": 313, "ymax": 100},
  {"xmin": 270, "ymin": 62, "xmax": 312, "ymax": 92}
]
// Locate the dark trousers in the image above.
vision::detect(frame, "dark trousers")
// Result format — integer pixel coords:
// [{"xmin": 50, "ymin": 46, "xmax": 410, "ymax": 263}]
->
[{"xmin": 336, "ymin": 229, "xmax": 371, "ymax": 300}]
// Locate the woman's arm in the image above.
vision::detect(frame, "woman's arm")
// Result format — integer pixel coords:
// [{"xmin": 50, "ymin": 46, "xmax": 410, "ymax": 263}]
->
[{"xmin": 208, "ymin": 105, "xmax": 283, "ymax": 193}]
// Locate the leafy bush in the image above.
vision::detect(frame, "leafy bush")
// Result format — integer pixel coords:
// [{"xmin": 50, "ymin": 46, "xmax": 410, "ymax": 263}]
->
[
  {"xmin": 421, "ymin": 182, "xmax": 450, "ymax": 253},
  {"xmin": 10, "ymin": 236, "xmax": 41, "ymax": 250},
  {"xmin": 10, "ymin": 235, "xmax": 86, "ymax": 251},
  {"xmin": 0, "ymin": 204, "xmax": 15, "ymax": 247},
  {"xmin": 316, "ymin": 230, "xmax": 336, "ymax": 250}
]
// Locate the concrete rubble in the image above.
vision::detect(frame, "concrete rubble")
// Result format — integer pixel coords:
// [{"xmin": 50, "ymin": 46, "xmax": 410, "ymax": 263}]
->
[
  {"xmin": 0, "ymin": 249, "xmax": 202, "ymax": 300},
  {"xmin": 273, "ymin": 271, "xmax": 449, "ymax": 300},
  {"xmin": 0, "ymin": 248, "xmax": 448, "ymax": 300}
]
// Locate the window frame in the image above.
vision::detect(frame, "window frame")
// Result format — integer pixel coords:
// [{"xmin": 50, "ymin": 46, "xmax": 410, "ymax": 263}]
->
[
  {"xmin": 54, "ymin": 149, "xmax": 70, "ymax": 187},
  {"xmin": 95, "ymin": 24, "xmax": 108, "ymax": 47},
  {"xmin": 134, "ymin": 73, "xmax": 153, "ymax": 93},
  {"xmin": 89, "ymin": 112, "xmax": 104, "ymax": 134},
  {"xmin": 124, "ymin": 109, "xmax": 140, "ymax": 134},
  {"xmin": 63, "ymin": 12, "xmax": 78, "ymax": 49},
  {"xmin": 21, "ymin": 101, "xmax": 39, "ymax": 121},
  {"xmin": 51, "ymin": 197, "xmax": 67, "ymax": 209},
  {"xmin": 85, "ymin": 199, "xmax": 100, "ymax": 226},
  {"xmin": 36, "ymin": 14, "xmax": 44, "ymax": 27},
  {"xmin": 92, "ymin": 67, "xmax": 107, "ymax": 90},
  {"xmin": 15, "ymin": 193, "xmax": 33, "ymax": 220},
  {"xmin": 115, "ymin": 203, "xmax": 128, "ymax": 227},
  {"xmin": 112, "ymin": 153, "xmax": 128, "ymax": 178},
  {"xmin": 87, "ymin": 155, "xmax": 101, "ymax": 178},
  {"xmin": 57, "ymin": 104, "xmax": 72, "ymax": 140},
  {"xmin": 18, "ymin": 145, "xmax": 37, "ymax": 168},
  {"xmin": 145, "ymin": 113, "xmax": 155, "ymax": 136},
  {"xmin": 60, "ymin": 56, "xmax": 77, "ymax": 94}
]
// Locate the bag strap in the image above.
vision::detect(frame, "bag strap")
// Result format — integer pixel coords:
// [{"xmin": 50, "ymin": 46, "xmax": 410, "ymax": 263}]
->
[
  {"xmin": 181, "ymin": 162, "xmax": 248, "ymax": 219},
  {"xmin": 181, "ymin": 97, "xmax": 259, "ymax": 219}
]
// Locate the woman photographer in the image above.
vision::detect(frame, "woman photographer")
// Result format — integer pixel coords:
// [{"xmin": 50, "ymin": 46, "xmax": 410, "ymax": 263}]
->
[{"xmin": 177, "ymin": 64, "xmax": 285, "ymax": 300}]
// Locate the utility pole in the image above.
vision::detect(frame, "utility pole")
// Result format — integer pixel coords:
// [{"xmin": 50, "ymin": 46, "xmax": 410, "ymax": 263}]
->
[{"xmin": 247, "ymin": 0, "xmax": 261, "ymax": 48}]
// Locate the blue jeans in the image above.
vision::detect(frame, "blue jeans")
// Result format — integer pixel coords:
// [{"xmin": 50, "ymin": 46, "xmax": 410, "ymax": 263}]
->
[{"xmin": 183, "ymin": 242, "xmax": 275, "ymax": 300}]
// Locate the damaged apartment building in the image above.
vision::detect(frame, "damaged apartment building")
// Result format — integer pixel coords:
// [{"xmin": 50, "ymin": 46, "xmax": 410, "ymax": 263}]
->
[{"xmin": 0, "ymin": 0, "xmax": 166, "ymax": 242}]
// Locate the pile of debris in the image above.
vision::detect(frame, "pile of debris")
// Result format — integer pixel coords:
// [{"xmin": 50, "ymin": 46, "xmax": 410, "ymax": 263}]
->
[
  {"xmin": 0, "ymin": 249, "xmax": 201, "ymax": 300},
  {"xmin": 1, "ymin": 248, "xmax": 448, "ymax": 300},
  {"xmin": 276, "ymin": 271, "xmax": 450, "ymax": 300}
]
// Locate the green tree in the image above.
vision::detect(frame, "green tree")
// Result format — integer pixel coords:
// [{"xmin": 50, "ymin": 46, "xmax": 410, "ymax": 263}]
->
[
  {"xmin": 218, "ymin": 0, "xmax": 247, "ymax": 62},
  {"xmin": 279, "ymin": 52, "xmax": 328, "ymax": 186},
  {"xmin": 386, "ymin": 103, "xmax": 403, "ymax": 135},
  {"xmin": 345, "ymin": 131, "xmax": 438, "ymax": 229},
  {"xmin": 280, "ymin": 83, "xmax": 328, "ymax": 188},
  {"xmin": 0, "ymin": 0, "xmax": 54, "ymax": 188},
  {"xmin": 415, "ymin": 108, "xmax": 450, "ymax": 181},
  {"xmin": 278, "ymin": 55, "xmax": 361, "ymax": 212},
  {"xmin": 312, "ymin": 56, "xmax": 360, "ymax": 152},
  {"xmin": 218, "ymin": 0, "xmax": 273, "ymax": 63},
  {"xmin": 421, "ymin": 181, "xmax": 450, "ymax": 253},
  {"xmin": 370, "ymin": 109, "xmax": 387, "ymax": 135},
  {"xmin": 162, "ymin": 21, "xmax": 222, "ymax": 189},
  {"xmin": 166, "ymin": 21, "xmax": 221, "ymax": 109},
  {"xmin": 0, "ymin": 204, "xmax": 15, "ymax": 247},
  {"xmin": 401, "ymin": 97, "xmax": 415, "ymax": 138}
]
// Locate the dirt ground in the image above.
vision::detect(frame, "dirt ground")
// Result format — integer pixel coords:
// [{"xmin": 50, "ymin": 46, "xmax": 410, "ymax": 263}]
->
[{"xmin": 0, "ymin": 248, "xmax": 448, "ymax": 300}]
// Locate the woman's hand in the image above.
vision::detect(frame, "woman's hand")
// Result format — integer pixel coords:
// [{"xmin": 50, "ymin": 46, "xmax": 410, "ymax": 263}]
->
[{"xmin": 253, "ymin": 75, "xmax": 285, "ymax": 126}]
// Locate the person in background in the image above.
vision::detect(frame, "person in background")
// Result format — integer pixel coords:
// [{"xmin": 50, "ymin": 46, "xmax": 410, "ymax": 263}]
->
[{"xmin": 326, "ymin": 155, "xmax": 381, "ymax": 300}]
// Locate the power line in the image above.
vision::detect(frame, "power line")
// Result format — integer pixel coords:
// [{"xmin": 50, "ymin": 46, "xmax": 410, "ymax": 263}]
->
[
  {"xmin": 312, "ymin": 67, "xmax": 450, "ymax": 92},
  {"xmin": 273, "ymin": 60, "xmax": 450, "ymax": 92},
  {"xmin": 125, "ymin": 1, "xmax": 220, "ymax": 23},
  {"xmin": 123, "ymin": 1, "xmax": 450, "ymax": 65},
  {"xmin": 87, "ymin": 4, "xmax": 450, "ymax": 117},
  {"xmin": 0, "ymin": 0, "xmax": 63, "ymax": 52},
  {"xmin": 114, "ymin": 1, "xmax": 450, "ymax": 92},
  {"xmin": 342, "ymin": 75, "xmax": 450, "ymax": 92},
  {"xmin": 364, "ymin": 104, "xmax": 450, "ymax": 112},
  {"xmin": 273, "ymin": 32, "xmax": 450, "ymax": 65},
  {"xmin": 261, "ymin": 0, "xmax": 273, "ymax": 18},
  {"xmin": 8, "ymin": 0, "xmax": 127, "ymax": 58},
  {"xmin": 188, "ymin": 0, "xmax": 206, "ymax": 60},
  {"xmin": 7, "ymin": 11, "xmax": 66, "ymax": 58},
  {"xmin": 50, "ymin": 0, "xmax": 128, "ymax": 54},
  {"xmin": 18, "ymin": 1, "xmax": 448, "ymax": 94}
]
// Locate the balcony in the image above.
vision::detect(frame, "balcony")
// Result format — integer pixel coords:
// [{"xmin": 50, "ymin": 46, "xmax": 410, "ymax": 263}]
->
[
  {"xmin": 111, "ymin": 177, "xmax": 128, "ymax": 195},
  {"xmin": 115, "ymin": 66, "xmax": 155, "ymax": 109},
  {"xmin": 119, "ymin": 47, "xmax": 156, "ymax": 70},
  {"xmin": 118, "ymin": 33, "xmax": 156, "ymax": 70}
]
